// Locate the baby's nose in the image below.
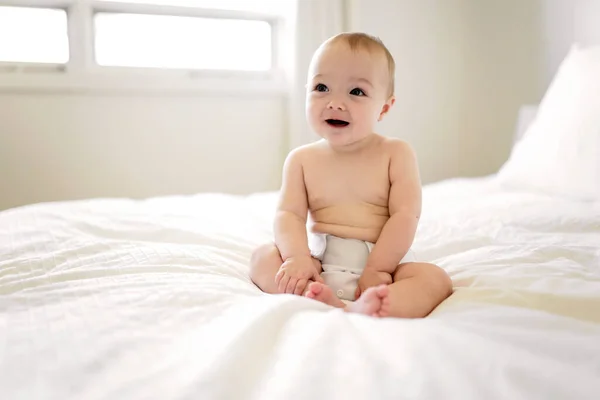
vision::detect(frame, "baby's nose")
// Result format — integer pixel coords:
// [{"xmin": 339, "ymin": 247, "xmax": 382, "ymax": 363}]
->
[{"xmin": 327, "ymin": 100, "xmax": 346, "ymax": 111}]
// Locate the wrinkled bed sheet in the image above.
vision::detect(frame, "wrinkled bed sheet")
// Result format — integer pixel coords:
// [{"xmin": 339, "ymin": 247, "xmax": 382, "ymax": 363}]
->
[{"xmin": 1, "ymin": 177, "xmax": 599, "ymax": 400}]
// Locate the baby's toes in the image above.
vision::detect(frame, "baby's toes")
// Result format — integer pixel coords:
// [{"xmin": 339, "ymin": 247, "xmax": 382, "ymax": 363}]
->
[
  {"xmin": 381, "ymin": 294, "xmax": 391, "ymax": 306},
  {"xmin": 375, "ymin": 284, "xmax": 390, "ymax": 298},
  {"xmin": 378, "ymin": 300, "xmax": 391, "ymax": 317}
]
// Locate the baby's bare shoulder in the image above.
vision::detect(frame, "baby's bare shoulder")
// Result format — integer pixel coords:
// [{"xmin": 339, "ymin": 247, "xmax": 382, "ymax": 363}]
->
[
  {"xmin": 284, "ymin": 141, "xmax": 323, "ymax": 165},
  {"xmin": 380, "ymin": 136, "xmax": 414, "ymax": 154},
  {"xmin": 285, "ymin": 141, "xmax": 328, "ymax": 167},
  {"xmin": 377, "ymin": 137, "xmax": 416, "ymax": 166}
]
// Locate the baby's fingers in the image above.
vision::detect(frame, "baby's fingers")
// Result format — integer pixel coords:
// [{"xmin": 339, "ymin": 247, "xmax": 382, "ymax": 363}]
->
[
  {"xmin": 286, "ymin": 277, "xmax": 298, "ymax": 294},
  {"xmin": 274, "ymin": 268, "xmax": 284, "ymax": 286},
  {"xmin": 278, "ymin": 275, "xmax": 290, "ymax": 293},
  {"xmin": 312, "ymin": 270, "xmax": 325, "ymax": 283},
  {"xmin": 294, "ymin": 279, "xmax": 308, "ymax": 295}
]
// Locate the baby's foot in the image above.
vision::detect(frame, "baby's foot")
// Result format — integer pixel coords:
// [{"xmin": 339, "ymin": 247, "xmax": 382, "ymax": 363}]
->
[
  {"xmin": 304, "ymin": 281, "xmax": 346, "ymax": 308},
  {"xmin": 346, "ymin": 285, "xmax": 390, "ymax": 318}
]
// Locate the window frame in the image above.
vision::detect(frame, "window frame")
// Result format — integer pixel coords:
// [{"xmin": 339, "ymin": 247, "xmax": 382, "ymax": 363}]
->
[{"xmin": 0, "ymin": 0, "xmax": 290, "ymax": 95}]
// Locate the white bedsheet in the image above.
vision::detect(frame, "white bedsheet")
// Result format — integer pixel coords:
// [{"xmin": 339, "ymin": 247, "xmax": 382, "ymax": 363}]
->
[{"xmin": 1, "ymin": 177, "xmax": 599, "ymax": 400}]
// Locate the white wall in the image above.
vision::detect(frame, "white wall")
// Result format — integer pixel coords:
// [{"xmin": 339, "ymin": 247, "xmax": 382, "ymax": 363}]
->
[
  {"xmin": 348, "ymin": 0, "xmax": 544, "ymax": 182},
  {"xmin": 5, "ymin": 0, "xmax": 592, "ymax": 211},
  {"xmin": 460, "ymin": 0, "xmax": 545, "ymax": 175},
  {"xmin": 0, "ymin": 93, "xmax": 284, "ymax": 210}
]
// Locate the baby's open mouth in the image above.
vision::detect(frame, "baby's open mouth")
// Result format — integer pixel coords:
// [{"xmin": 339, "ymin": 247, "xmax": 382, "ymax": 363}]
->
[{"xmin": 326, "ymin": 119, "xmax": 350, "ymax": 127}]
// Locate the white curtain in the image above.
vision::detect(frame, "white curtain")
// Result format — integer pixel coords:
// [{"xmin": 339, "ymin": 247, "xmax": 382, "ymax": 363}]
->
[{"xmin": 286, "ymin": 0, "xmax": 348, "ymax": 150}]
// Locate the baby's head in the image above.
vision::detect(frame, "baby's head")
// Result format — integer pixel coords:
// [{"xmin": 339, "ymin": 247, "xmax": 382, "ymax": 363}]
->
[{"xmin": 305, "ymin": 32, "xmax": 396, "ymax": 147}]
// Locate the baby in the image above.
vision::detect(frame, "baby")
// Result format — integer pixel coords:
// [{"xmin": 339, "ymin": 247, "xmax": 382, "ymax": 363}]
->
[{"xmin": 250, "ymin": 32, "xmax": 452, "ymax": 318}]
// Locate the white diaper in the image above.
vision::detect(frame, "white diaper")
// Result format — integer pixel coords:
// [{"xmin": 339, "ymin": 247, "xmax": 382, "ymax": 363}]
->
[{"xmin": 309, "ymin": 234, "xmax": 416, "ymax": 302}]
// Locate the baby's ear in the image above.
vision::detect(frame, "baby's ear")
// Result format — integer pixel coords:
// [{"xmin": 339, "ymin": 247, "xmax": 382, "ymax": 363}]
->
[{"xmin": 378, "ymin": 96, "xmax": 396, "ymax": 121}]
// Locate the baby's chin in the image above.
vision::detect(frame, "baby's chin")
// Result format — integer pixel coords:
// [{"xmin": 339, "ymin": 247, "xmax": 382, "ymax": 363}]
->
[{"xmin": 319, "ymin": 130, "xmax": 374, "ymax": 148}]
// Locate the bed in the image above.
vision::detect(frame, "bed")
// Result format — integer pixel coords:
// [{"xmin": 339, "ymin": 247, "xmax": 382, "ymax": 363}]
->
[{"xmin": 2, "ymin": 47, "xmax": 600, "ymax": 399}]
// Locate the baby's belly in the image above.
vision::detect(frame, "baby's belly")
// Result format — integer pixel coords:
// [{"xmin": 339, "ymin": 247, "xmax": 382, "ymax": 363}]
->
[{"xmin": 309, "ymin": 203, "xmax": 389, "ymax": 243}]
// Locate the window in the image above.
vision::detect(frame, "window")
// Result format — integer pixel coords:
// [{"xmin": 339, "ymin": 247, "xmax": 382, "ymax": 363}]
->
[
  {"xmin": 0, "ymin": 6, "xmax": 69, "ymax": 64},
  {"xmin": 95, "ymin": 13, "xmax": 272, "ymax": 71},
  {"xmin": 94, "ymin": 0, "xmax": 292, "ymax": 16},
  {"xmin": 0, "ymin": 0, "xmax": 294, "ymax": 93}
]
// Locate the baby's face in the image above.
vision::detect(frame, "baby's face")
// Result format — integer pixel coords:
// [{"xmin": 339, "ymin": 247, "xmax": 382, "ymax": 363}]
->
[{"xmin": 305, "ymin": 43, "xmax": 394, "ymax": 148}]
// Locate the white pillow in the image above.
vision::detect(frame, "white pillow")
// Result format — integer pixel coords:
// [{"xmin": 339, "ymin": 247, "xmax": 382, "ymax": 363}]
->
[
  {"xmin": 512, "ymin": 104, "xmax": 538, "ymax": 146},
  {"xmin": 497, "ymin": 44, "xmax": 600, "ymax": 201}
]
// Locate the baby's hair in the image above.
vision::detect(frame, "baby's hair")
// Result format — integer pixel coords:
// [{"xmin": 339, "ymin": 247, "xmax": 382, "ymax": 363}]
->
[{"xmin": 325, "ymin": 32, "xmax": 396, "ymax": 97}]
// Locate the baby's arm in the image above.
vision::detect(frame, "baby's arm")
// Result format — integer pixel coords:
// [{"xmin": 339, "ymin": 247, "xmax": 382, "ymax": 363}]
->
[
  {"xmin": 274, "ymin": 148, "xmax": 311, "ymax": 260},
  {"xmin": 366, "ymin": 141, "xmax": 422, "ymax": 273},
  {"xmin": 273, "ymin": 149, "xmax": 322, "ymax": 294}
]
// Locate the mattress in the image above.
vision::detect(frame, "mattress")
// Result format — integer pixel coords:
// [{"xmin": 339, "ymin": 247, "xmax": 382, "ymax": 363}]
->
[{"xmin": 1, "ymin": 176, "xmax": 599, "ymax": 399}]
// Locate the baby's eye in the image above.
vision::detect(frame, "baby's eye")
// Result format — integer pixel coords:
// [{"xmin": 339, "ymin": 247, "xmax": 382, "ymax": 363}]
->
[
  {"xmin": 350, "ymin": 88, "xmax": 366, "ymax": 96},
  {"xmin": 314, "ymin": 83, "xmax": 329, "ymax": 92}
]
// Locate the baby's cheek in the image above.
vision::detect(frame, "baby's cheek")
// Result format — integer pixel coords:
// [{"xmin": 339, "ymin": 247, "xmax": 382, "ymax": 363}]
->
[{"xmin": 305, "ymin": 100, "xmax": 320, "ymax": 116}]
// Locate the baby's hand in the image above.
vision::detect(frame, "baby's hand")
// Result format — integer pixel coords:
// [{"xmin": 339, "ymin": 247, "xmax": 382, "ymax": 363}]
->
[
  {"xmin": 275, "ymin": 255, "xmax": 323, "ymax": 295},
  {"xmin": 355, "ymin": 269, "xmax": 393, "ymax": 300}
]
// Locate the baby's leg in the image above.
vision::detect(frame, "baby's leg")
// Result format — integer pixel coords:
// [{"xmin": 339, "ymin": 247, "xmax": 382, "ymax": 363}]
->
[
  {"xmin": 249, "ymin": 242, "xmax": 322, "ymax": 294},
  {"xmin": 387, "ymin": 262, "xmax": 453, "ymax": 318},
  {"xmin": 249, "ymin": 243, "xmax": 283, "ymax": 294}
]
